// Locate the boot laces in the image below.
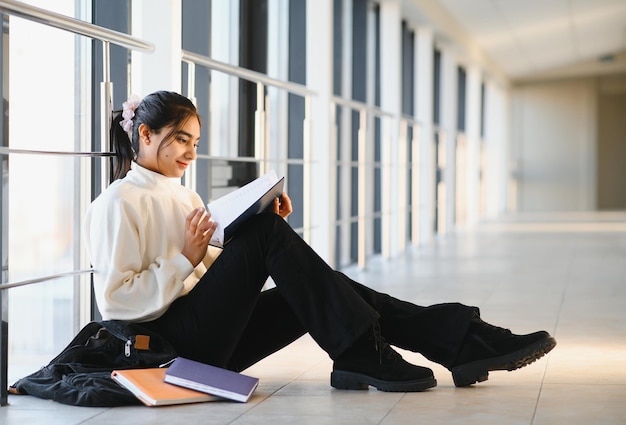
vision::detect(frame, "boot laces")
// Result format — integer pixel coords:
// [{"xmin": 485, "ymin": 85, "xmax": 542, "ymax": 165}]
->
[{"xmin": 372, "ymin": 322, "xmax": 401, "ymax": 364}]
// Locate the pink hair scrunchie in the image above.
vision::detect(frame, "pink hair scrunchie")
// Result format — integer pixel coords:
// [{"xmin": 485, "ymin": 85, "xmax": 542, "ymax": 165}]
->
[{"xmin": 120, "ymin": 94, "xmax": 142, "ymax": 135}]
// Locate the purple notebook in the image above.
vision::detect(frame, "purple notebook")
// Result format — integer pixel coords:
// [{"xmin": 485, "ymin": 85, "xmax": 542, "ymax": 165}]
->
[{"xmin": 164, "ymin": 357, "xmax": 259, "ymax": 402}]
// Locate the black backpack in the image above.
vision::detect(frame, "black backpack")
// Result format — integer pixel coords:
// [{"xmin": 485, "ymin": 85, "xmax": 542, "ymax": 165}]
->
[{"xmin": 10, "ymin": 320, "xmax": 177, "ymax": 406}]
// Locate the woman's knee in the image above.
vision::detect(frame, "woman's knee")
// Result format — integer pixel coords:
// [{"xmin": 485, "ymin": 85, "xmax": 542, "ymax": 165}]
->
[
  {"xmin": 227, "ymin": 213, "xmax": 289, "ymax": 249},
  {"xmin": 242, "ymin": 212, "xmax": 287, "ymax": 234}
]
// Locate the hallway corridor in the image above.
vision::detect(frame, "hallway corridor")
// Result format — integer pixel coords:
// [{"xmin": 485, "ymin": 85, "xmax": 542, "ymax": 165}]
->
[{"xmin": 3, "ymin": 212, "xmax": 625, "ymax": 424}]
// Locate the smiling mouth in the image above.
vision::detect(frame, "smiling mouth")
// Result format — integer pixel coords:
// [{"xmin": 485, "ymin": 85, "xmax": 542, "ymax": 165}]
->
[{"xmin": 177, "ymin": 162, "xmax": 188, "ymax": 168}]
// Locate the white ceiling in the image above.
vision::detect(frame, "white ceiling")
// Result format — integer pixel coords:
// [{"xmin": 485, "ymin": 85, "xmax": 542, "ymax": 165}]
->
[{"xmin": 435, "ymin": 0, "xmax": 626, "ymax": 81}]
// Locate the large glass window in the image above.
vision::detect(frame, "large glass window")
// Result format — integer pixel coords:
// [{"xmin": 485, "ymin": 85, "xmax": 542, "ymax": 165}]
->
[
  {"xmin": 182, "ymin": 0, "xmax": 211, "ymax": 202},
  {"xmin": 285, "ymin": 0, "xmax": 305, "ymax": 231},
  {"xmin": 6, "ymin": 0, "xmax": 90, "ymax": 382},
  {"xmin": 372, "ymin": 4, "xmax": 381, "ymax": 254},
  {"xmin": 332, "ymin": 0, "xmax": 382, "ymax": 267},
  {"xmin": 457, "ymin": 66, "xmax": 466, "ymax": 132},
  {"xmin": 401, "ymin": 21, "xmax": 415, "ymax": 243},
  {"xmin": 208, "ymin": 0, "xmax": 240, "ymax": 160},
  {"xmin": 433, "ymin": 48, "xmax": 443, "ymax": 233},
  {"xmin": 92, "ymin": 0, "xmax": 130, "ymax": 199}
]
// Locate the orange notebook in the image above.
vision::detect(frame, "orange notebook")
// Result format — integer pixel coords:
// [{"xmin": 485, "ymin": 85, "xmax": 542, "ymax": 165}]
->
[{"xmin": 111, "ymin": 368, "xmax": 218, "ymax": 406}]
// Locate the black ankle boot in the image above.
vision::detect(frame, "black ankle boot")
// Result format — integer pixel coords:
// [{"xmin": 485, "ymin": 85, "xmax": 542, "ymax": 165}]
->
[
  {"xmin": 331, "ymin": 323, "xmax": 436, "ymax": 392},
  {"xmin": 449, "ymin": 315, "xmax": 557, "ymax": 387}
]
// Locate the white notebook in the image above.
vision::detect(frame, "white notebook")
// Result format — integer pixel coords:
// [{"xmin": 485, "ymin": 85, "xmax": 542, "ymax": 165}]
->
[{"xmin": 207, "ymin": 170, "xmax": 285, "ymax": 248}]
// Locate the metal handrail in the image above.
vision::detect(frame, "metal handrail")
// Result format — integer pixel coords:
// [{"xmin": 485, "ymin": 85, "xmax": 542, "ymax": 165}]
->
[
  {"xmin": 0, "ymin": 269, "xmax": 94, "ymax": 290},
  {"xmin": 0, "ymin": 147, "xmax": 115, "ymax": 157},
  {"xmin": 182, "ymin": 50, "xmax": 315, "ymax": 96},
  {"xmin": 195, "ymin": 153, "xmax": 311, "ymax": 166},
  {"xmin": 0, "ymin": 0, "xmax": 153, "ymax": 52},
  {"xmin": 332, "ymin": 96, "xmax": 393, "ymax": 118},
  {"xmin": 401, "ymin": 114, "xmax": 422, "ymax": 127}
]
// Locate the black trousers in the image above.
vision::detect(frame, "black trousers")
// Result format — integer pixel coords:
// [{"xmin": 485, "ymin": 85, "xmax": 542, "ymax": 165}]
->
[{"xmin": 141, "ymin": 213, "xmax": 477, "ymax": 372}]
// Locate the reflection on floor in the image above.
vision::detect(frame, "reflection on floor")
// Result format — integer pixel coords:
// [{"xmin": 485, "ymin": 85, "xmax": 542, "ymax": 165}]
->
[{"xmin": 2, "ymin": 212, "xmax": 625, "ymax": 424}]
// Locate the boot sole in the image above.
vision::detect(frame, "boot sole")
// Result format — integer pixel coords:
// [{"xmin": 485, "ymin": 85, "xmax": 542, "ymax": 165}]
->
[
  {"xmin": 331, "ymin": 370, "xmax": 437, "ymax": 392},
  {"xmin": 451, "ymin": 335, "xmax": 557, "ymax": 387}
]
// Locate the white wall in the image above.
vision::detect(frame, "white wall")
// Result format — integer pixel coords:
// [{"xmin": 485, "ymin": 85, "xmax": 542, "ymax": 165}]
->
[
  {"xmin": 596, "ymin": 75, "xmax": 626, "ymax": 210},
  {"xmin": 511, "ymin": 79, "xmax": 597, "ymax": 211}
]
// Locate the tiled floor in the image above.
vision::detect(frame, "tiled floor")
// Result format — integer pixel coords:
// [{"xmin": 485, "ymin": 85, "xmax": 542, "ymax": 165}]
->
[{"xmin": 2, "ymin": 212, "xmax": 625, "ymax": 424}]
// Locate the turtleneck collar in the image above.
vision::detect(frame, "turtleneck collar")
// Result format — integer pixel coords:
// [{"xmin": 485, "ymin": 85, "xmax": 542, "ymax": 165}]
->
[{"xmin": 128, "ymin": 161, "xmax": 182, "ymax": 186}]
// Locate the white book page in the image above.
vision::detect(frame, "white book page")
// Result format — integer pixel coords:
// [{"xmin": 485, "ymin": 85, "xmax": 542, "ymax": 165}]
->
[{"xmin": 207, "ymin": 170, "xmax": 280, "ymax": 246}]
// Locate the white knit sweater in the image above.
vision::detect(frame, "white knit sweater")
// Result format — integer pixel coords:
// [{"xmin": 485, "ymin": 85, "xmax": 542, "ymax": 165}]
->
[{"xmin": 83, "ymin": 163, "xmax": 221, "ymax": 322}]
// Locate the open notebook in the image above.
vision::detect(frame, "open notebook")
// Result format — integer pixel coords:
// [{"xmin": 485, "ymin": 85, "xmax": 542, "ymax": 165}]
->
[{"xmin": 207, "ymin": 170, "xmax": 284, "ymax": 248}]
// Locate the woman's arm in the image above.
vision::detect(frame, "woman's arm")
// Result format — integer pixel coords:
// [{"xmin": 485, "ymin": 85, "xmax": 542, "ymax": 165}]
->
[{"xmin": 84, "ymin": 196, "xmax": 195, "ymax": 321}]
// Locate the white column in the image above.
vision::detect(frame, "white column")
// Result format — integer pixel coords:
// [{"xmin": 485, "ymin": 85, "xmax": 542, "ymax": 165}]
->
[
  {"xmin": 379, "ymin": 0, "xmax": 402, "ymax": 259},
  {"xmin": 440, "ymin": 47, "xmax": 457, "ymax": 234},
  {"xmin": 484, "ymin": 82, "xmax": 510, "ymax": 217},
  {"xmin": 338, "ymin": 0, "xmax": 353, "ymax": 267},
  {"xmin": 365, "ymin": 6, "xmax": 377, "ymax": 259},
  {"xmin": 131, "ymin": 0, "xmax": 183, "ymax": 95},
  {"xmin": 415, "ymin": 27, "xmax": 434, "ymax": 245},
  {"xmin": 465, "ymin": 65, "xmax": 482, "ymax": 226},
  {"xmin": 306, "ymin": 0, "xmax": 334, "ymax": 263}
]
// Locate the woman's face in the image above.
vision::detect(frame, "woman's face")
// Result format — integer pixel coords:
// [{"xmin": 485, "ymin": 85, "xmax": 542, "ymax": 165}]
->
[{"xmin": 137, "ymin": 117, "xmax": 201, "ymax": 178}]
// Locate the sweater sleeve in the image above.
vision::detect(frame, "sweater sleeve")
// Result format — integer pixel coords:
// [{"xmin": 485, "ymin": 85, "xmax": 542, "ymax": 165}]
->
[{"xmin": 84, "ymin": 194, "xmax": 194, "ymax": 322}]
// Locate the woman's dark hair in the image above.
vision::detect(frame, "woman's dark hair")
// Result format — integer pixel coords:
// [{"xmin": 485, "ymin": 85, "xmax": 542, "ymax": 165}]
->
[{"xmin": 110, "ymin": 90, "xmax": 200, "ymax": 180}]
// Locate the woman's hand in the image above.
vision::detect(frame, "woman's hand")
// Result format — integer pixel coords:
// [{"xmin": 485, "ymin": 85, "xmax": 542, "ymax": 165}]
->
[
  {"xmin": 182, "ymin": 207, "xmax": 217, "ymax": 267},
  {"xmin": 272, "ymin": 192, "xmax": 293, "ymax": 218}
]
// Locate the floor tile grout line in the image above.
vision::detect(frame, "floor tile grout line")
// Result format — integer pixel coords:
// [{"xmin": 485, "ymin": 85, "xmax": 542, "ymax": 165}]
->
[
  {"xmin": 224, "ymin": 359, "xmax": 328, "ymax": 424},
  {"xmin": 530, "ymin": 241, "xmax": 576, "ymax": 425},
  {"xmin": 377, "ymin": 392, "xmax": 406, "ymax": 425}
]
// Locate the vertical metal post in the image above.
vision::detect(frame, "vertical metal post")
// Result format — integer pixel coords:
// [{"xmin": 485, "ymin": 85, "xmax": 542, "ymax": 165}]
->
[
  {"xmin": 436, "ymin": 129, "xmax": 446, "ymax": 235},
  {"xmin": 381, "ymin": 115, "xmax": 392, "ymax": 259},
  {"xmin": 397, "ymin": 118, "xmax": 408, "ymax": 252},
  {"xmin": 0, "ymin": 288, "xmax": 6, "ymax": 406},
  {"xmin": 0, "ymin": 12, "xmax": 9, "ymax": 407},
  {"xmin": 328, "ymin": 102, "xmax": 338, "ymax": 268},
  {"xmin": 357, "ymin": 108, "xmax": 367, "ymax": 269},
  {"xmin": 411, "ymin": 124, "xmax": 420, "ymax": 244},
  {"xmin": 186, "ymin": 61, "xmax": 197, "ymax": 106},
  {"xmin": 100, "ymin": 41, "xmax": 113, "ymax": 189},
  {"xmin": 302, "ymin": 95, "xmax": 312, "ymax": 243},
  {"xmin": 254, "ymin": 82, "xmax": 266, "ymax": 175},
  {"xmin": 183, "ymin": 61, "xmax": 197, "ymax": 192},
  {"xmin": 264, "ymin": 92, "xmax": 270, "ymax": 172}
]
